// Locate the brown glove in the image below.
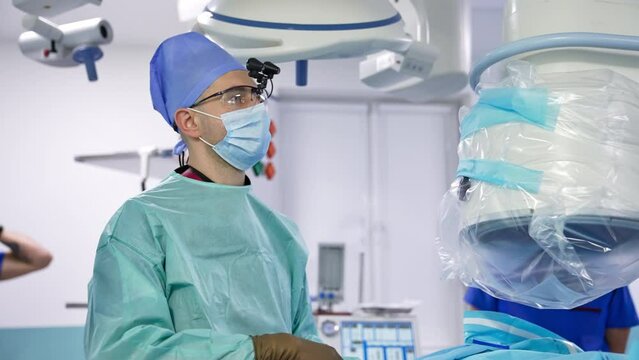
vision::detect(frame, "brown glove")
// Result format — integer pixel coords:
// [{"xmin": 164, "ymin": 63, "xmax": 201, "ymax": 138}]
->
[{"xmin": 252, "ymin": 333, "xmax": 342, "ymax": 360}]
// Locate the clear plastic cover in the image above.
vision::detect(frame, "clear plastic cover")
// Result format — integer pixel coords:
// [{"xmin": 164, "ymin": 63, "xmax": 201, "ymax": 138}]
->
[{"xmin": 438, "ymin": 61, "xmax": 639, "ymax": 309}]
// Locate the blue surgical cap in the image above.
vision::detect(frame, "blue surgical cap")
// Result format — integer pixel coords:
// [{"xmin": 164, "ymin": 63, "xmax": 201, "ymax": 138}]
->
[{"xmin": 150, "ymin": 32, "xmax": 245, "ymax": 153}]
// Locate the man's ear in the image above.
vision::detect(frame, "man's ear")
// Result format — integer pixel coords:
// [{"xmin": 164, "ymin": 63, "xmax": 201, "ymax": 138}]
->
[{"xmin": 174, "ymin": 108, "xmax": 201, "ymax": 138}]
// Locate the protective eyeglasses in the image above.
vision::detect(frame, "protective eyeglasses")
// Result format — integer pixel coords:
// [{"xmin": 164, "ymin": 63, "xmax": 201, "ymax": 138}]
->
[{"xmin": 191, "ymin": 85, "xmax": 263, "ymax": 109}]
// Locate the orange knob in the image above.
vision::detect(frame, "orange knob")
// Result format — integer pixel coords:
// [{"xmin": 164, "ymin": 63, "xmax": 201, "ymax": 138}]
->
[
  {"xmin": 267, "ymin": 142, "xmax": 277, "ymax": 159},
  {"xmin": 265, "ymin": 162, "xmax": 276, "ymax": 180}
]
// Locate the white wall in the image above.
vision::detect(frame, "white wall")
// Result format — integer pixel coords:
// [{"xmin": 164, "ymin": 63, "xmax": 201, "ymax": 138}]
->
[
  {"xmin": 376, "ymin": 103, "xmax": 463, "ymax": 350},
  {"xmin": 0, "ymin": 42, "xmax": 176, "ymax": 327},
  {"xmin": 274, "ymin": 100, "xmax": 370, "ymax": 312},
  {"xmin": 470, "ymin": 7, "xmax": 505, "ymax": 63},
  {"xmin": 271, "ymin": 97, "xmax": 464, "ymax": 352}
]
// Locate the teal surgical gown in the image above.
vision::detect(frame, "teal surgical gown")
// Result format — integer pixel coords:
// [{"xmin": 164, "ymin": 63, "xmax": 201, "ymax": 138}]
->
[{"xmin": 85, "ymin": 172, "xmax": 320, "ymax": 359}]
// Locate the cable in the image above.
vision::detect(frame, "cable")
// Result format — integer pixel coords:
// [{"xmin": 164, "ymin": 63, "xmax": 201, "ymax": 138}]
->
[{"xmin": 470, "ymin": 32, "xmax": 639, "ymax": 92}]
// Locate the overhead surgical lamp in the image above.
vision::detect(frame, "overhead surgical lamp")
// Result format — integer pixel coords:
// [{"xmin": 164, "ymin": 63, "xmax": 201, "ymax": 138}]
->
[
  {"xmin": 13, "ymin": 0, "xmax": 101, "ymax": 17},
  {"xmin": 191, "ymin": 0, "xmax": 469, "ymax": 102}
]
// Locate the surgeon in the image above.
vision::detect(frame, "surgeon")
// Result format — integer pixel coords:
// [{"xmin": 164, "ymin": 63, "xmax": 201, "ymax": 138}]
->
[{"xmin": 84, "ymin": 32, "xmax": 342, "ymax": 360}]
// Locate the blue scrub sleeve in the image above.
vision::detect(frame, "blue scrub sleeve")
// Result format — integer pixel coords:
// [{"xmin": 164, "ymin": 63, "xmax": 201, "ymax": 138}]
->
[
  {"xmin": 464, "ymin": 287, "xmax": 499, "ymax": 311},
  {"xmin": 85, "ymin": 237, "xmax": 255, "ymax": 360},
  {"xmin": 606, "ymin": 287, "xmax": 639, "ymax": 329}
]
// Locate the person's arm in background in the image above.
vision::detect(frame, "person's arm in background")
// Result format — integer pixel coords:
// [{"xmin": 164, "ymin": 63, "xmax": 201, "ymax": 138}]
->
[
  {"xmin": 0, "ymin": 228, "xmax": 53, "ymax": 280},
  {"xmin": 605, "ymin": 328, "xmax": 630, "ymax": 354},
  {"xmin": 605, "ymin": 287, "xmax": 639, "ymax": 353}
]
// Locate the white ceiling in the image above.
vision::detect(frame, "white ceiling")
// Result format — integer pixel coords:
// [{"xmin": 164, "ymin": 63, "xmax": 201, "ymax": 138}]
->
[
  {"xmin": 470, "ymin": 0, "xmax": 506, "ymax": 9},
  {"xmin": 0, "ymin": 0, "xmax": 506, "ymax": 46}
]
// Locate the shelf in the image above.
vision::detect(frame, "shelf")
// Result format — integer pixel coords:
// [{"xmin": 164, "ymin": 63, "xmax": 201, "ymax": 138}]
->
[{"xmin": 74, "ymin": 147, "xmax": 178, "ymax": 180}]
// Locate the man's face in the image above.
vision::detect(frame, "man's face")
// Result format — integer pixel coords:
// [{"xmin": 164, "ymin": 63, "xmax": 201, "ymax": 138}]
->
[{"xmin": 191, "ymin": 70, "xmax": 258, "ymax": 145}]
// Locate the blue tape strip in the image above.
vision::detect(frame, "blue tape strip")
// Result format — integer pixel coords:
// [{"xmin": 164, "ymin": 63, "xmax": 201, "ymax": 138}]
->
[
  {"xmin": 460, "ymin": 88, "xmax": 558, "ymax": 139},
  {"xmin": 208, "ymin": 10, "xmax": 402, "ymax": 31},
  {"xmin": 465, "ymin": 324, "xmax": 528, "ymax": 346},
  {"xmin": 457, "ymin": 159, "xmax": 543, "ymax": 194},
  {"xmin": 472, "ymin": 339, "xmax": 510, "ymax": 349}
]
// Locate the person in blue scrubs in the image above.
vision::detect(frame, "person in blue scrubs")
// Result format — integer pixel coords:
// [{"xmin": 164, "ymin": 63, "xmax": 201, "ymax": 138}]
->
[{"xmin": 465, "ymin": 287, "xmax": 639, "ymax": 353}]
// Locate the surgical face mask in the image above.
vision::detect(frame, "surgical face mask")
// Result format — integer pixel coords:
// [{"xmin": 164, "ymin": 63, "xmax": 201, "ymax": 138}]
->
[{"xmin": 189, "ymin": 103, "xmax": 271, "ymax": 171}]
